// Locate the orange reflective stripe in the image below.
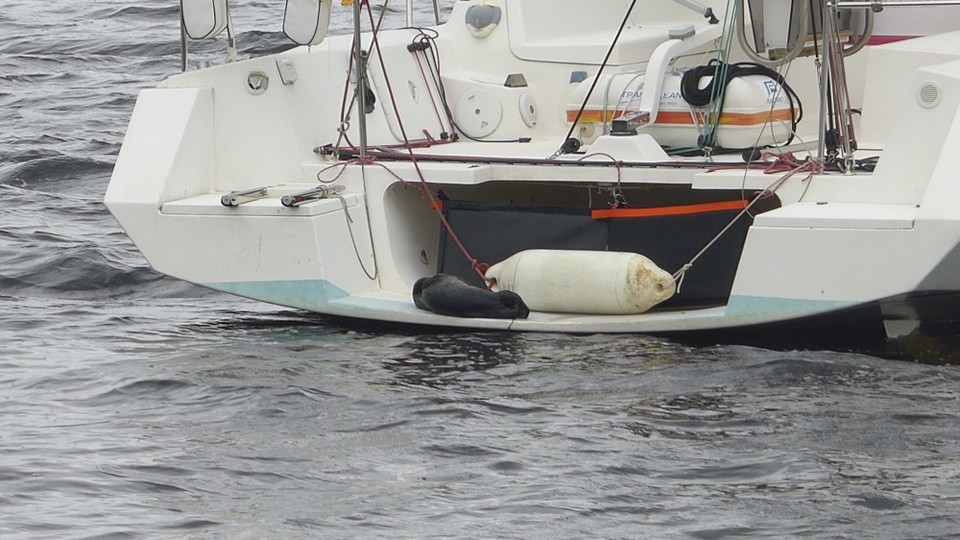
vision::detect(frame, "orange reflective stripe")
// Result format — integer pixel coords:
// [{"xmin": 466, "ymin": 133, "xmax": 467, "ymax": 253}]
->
[
  {"xmin": 654, "ymin": 109, "xmax": 795, "ymax": 126},
  {"xmin": 566, "ymin": 109, "xmax": 796, "ymax": 126},
  {"xmin": 591, "ymin": 199, "xmax": 749, "ymax": 219},
  {"xmin": 567, "ymin": 110, "xmax": 618, "ymax": 123}
]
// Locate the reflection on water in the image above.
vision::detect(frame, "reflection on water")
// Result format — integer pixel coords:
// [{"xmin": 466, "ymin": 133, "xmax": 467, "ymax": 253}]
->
[
  {"xmin": 382, "ymin": 333, "xmax": 525, "ymax": 388},
  {"xmin": 883, "ymin": 332, "xmax": 960, "ymax": 365}
]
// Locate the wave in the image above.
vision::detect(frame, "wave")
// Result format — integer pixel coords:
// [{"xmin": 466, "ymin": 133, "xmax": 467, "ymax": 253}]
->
[
  {"xmin": 0, "ymin": 71, "xmax": 77, "ymax": 85},
  {"xmin": 237, "ymin": 30, "xmax": 298, "ymax": 57},
  {"xmin": 0, "ymin": 154, "xmax": 114, "ymax": 188},
  {"xmin": 85, "ymin": 4, "xmax": 181, "ymax": 21},
  {"xmin": 0, "ymin": 243, "xmax": 165, "ymax": 297},
  {"xmin": 0, "ymin": 34, "xmax": 182, "ymax": 58}
]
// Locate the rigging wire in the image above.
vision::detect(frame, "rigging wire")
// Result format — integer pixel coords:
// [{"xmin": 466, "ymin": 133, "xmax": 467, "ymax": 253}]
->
[
  {"xmin": 408, "ymin": 29, "xmax": 533, "ymax": 145},
  {"xmin": 358, "ymin": 0, "xmax": 495, "ymax": 287},
  {"xmin": 334, "ymin": 0, "xmax": 394, "ymax": 153},
  {"xmin": 552, "ymin": 0, "xmax": 639, "ymax": 158},
  {"xmin": 673, "ymin": 153, "xmax": 822, "ymax": 290},
  {"xmin": 735, "ymin": 0, "xmax": 810, "ymax": 67}
]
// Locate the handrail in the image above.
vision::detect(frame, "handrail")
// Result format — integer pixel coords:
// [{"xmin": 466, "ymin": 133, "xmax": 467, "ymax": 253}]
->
[
  {"xmin": 405, "ymin": 0, "xmax": 444, "ymax": 26},
  {"xmin": 179, "ymin": 0, "xmax": 236, "ymax": 72},
  {"xmin": 180, "ymin": 16, "xmax": 188, "ymax": 72},
  {"xmin": 179, "ymin": 0, "xmax": 445, "ymax": 72}
]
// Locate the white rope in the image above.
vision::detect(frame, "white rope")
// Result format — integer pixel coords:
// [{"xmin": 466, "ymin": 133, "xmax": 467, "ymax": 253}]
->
[
  {"xmin": 671, "ymin": 193, "xmax": 762, "ymax": 292},
  {"xmin": 672, "ymin": 158, "xmax": 822, "ymax": 291},
  {"xmin": 336, "ymin": 194, "xmax": 379, "ymax": 281}
]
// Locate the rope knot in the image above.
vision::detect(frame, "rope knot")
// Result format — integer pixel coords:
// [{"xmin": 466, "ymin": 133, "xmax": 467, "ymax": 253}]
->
[
  {"xmin": 673, "ymin": 263, "xmax": 693, "ymax": 293},
  {"xmin": 471, "ymin": 260, "xmax": 497, "ymax": 289}
]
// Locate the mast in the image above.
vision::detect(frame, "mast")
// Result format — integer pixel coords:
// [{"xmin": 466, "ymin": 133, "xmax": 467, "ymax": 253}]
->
[{"xmin": 353, "ymin": 0, "xmax": 369, "ymax": 158}]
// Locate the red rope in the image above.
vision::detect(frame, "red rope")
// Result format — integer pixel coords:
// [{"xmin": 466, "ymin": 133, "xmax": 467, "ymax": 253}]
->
[
  {"xmin": 411, "ymin": 30, "xmax": 459, "ymax": 139},
  {"xmin": 359, "ymin": 1, "xmax": 494, "ymax": 288},
  {"xmin": 758, "ymin": 151, "xmax": 822, "ymax": 197},
  {"xmin": 579, "ymin": 152, "xmax": 628, "ymax": 208},
  {"xmin": 336, "ymin": 35, "xmax": 359, "ymax": 149},
  {"xmin": 411, "ymin": 44, "xmax": 449, "ymax": 136}
]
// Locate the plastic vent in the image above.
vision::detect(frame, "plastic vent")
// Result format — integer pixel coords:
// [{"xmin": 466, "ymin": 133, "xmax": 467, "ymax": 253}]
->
[{"xmin": 917, "ymin": 82, "xmax": 942, "ymax": 109}]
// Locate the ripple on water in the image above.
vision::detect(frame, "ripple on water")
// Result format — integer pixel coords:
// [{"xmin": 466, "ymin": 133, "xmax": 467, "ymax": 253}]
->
[{"xmin": 3, "ymin": 0, "xmax": 960, "ymax": 538}]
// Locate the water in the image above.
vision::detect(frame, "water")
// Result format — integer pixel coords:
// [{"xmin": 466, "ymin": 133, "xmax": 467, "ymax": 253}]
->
[{"xmin": 3, "ymin": 1, "xmax": 960, "ymax": 538}]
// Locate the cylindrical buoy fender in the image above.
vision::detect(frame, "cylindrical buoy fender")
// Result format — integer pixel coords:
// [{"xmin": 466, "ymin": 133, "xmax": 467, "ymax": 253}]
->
[{"xmin": 484, "ymin": 250, "xmax": 676, "ymax": 315}]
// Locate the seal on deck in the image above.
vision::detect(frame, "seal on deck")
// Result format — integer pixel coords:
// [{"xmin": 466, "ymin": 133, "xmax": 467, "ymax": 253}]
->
[{"xmin": 413, "ymin": 274, "xmax": 530, "ymax": 319}]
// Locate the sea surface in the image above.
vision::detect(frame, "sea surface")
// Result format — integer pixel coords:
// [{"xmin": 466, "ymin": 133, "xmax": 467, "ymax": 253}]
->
[{"xmin": 3, "ymin": 1, "xmax": 960, "ymax": 538}]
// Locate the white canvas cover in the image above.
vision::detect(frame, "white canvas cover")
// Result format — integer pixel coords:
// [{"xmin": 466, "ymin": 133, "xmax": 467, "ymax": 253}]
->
[
  {"xmin": 284, "ymin": 0, "xmax": 332, "ymax": 46},
  {"xmin": 181, "ymin": 0, "xmax": 229, "ymax": 40}
]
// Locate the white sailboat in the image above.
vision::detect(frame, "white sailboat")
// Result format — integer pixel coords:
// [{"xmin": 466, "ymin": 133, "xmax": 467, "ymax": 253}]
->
[{"xmin": 106, "ymin": 0, "xmax": 960, "ymax": 338}]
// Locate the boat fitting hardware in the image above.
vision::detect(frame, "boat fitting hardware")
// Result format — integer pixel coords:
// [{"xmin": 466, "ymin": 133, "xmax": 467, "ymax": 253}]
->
[
  {"xmin": 246, "ymin": 70, "xmax": 269, "ymax": 94},
  {"xmin": 504, "ymin": 74, "xmax": 528, "ymax": 88},
  {"xmin": 611, "ymin": 111, "xmax": 651, "ymax": 136},
  {"xmin": 276, "ymin": 60, "xmax": 298, "ymax": 85},
  {"xmin": 281, "ymin": 185, "xmax": 347, "ymax": 207},
  {"xmin": 221, "ymin": 187, "xmax": 269, "ymax": 207}
]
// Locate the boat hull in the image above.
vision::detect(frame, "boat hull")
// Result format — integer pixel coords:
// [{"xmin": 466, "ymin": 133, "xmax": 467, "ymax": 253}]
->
[{"xmin": 104, "ymin": 4, "xmax": 960, "ymax": 339}]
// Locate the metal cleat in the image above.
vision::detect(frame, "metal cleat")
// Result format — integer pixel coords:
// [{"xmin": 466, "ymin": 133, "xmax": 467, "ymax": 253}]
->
[
  {"xmin": 610, "ymin": 111, "xmax": 651, "ymax": 136},
  {"xmin": 280, "ymin": 185, "xmax": 346, "ymax": 207},
  {"xmin": 221, "ymin": 186, "xmax": 269, "ymax": 207}
]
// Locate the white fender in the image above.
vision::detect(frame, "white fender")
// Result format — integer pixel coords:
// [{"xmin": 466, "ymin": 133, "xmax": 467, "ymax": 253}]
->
[
  {"xmin": 181, "ymin": 0, "xmax": 229, "ymax": 40},
  {"xmin": 485, "ymin": 250, "xmax": 676, "ymax": 315},
  {"xmin": 283, "ymin": 0, "xmax": 333, "ymax": 46}
]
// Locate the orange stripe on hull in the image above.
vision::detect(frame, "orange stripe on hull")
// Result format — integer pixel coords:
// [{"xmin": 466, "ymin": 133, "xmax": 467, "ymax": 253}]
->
[{"xmin": 591, "ymin": 200, "xmax": 749, "ymax": 220}]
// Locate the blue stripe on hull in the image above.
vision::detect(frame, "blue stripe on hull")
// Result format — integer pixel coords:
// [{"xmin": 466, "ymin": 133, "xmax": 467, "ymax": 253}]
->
[
  {"xmin": 204, "ymin": 279, "xmax": 350, "ymax": 311},
  {"xmin": 726, "ymin": 295, "xmax": 855, "ymax": 320}
]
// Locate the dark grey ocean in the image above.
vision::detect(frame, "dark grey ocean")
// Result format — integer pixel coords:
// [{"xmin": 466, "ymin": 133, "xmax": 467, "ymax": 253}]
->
[{"xmin": 3, "ymin": 1, "xmax": 960, "ymax": 538}]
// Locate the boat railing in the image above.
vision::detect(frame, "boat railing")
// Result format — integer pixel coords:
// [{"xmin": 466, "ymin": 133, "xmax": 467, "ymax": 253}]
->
[
  {"xmin": 180, "ymin": 0, "xmax": 236, "ymax": 72},
  {"xmin": 179, "ymin": 0, "xmax": 444, "ymax": 72},
  {"xmin": 405, "ymin": 0, "xmax": 443, "ymax": 27}
]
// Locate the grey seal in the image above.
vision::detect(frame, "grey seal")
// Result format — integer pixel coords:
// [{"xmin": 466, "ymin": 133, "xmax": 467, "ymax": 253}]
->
[{"xmin": 413, "ymin": 274, "xmax": 530, "ymax": 319}]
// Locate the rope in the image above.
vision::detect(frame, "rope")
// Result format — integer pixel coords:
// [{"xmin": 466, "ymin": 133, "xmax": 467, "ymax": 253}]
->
[
  {"xmin": 334, "ymin": 0, "xmax": 394, "ymax": 153},
  {"xmin": 410, "ymin": 28, "xmax": 463, "ymax": 141},
  {"xmin": 552, "ymin": 0, "xmax": 638, "ymax": 158},
  {"xmin": 578, "ymin": 153, "xmax": 627, "ymax": 207},
  {"xmin": 410, "ymin": 31, "xmax": 527, "ymax": 145},
  {"xmin": 681, "ymin": 59, "xmax": 803, "ymax": 151},
  {"xmin": 359, "ymin": 0, "xmax": 495, "ymax": 287},
  {"xmin": 672, "ymin": 154, "xmax": 822, "ymax": 292},
  {"xmin": 697, "ymin": 0, "xmax": 739, "ymax": 151},
  {"xmin": 408, "ymin": 29, "xmax": 455, "ymax": 139},
  {"xmin": 335, "ymin": 194, "xmax": 378, "ymax": 280},
  {"xmin": 411, "ymin": 48, "xmax": 450, "ymax": 136}
]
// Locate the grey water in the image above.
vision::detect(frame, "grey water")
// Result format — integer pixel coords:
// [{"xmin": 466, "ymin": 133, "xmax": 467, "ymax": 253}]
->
[{"xmin": 2, "ymin": 1, "xmax": 960, "ymax": 538}]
